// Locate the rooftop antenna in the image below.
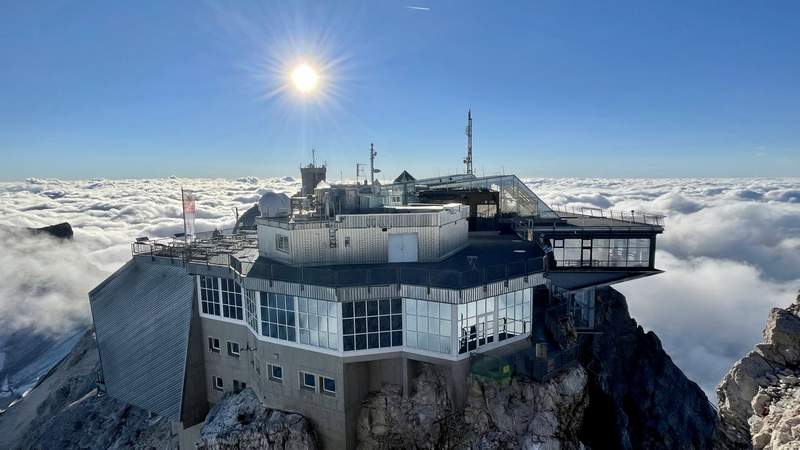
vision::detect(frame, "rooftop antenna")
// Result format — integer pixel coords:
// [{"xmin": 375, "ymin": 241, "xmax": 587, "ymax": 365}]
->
[
  {"xmin": 369, "ymin": 143, "xmax": 377, "ymax": 185},
  {"xmin": 464, "ymin": 109, "xmax": 473, "ymax": 175}
]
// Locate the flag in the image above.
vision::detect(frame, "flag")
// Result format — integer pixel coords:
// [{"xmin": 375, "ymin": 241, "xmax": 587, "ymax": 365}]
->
[{"xmin": 182, "ymin": 189, "xmax": 196, "ymax": 241}]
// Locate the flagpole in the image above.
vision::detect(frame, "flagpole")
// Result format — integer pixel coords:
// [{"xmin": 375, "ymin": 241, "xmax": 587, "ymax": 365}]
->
[{"xmin": 181, "ymin": 186, "xmax": 188, "ymax": 244}]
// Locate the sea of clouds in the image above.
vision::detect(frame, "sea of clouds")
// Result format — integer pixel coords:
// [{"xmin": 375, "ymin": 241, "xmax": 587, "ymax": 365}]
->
[{"xmin": 0, "ymin": 175, "xmax": 798, "ymax": 398}]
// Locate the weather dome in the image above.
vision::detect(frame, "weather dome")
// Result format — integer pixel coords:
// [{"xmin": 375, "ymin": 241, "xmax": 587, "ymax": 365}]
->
[{"xmin": 258, "ymin": 191, "xmax": 291, "ymax": 218}]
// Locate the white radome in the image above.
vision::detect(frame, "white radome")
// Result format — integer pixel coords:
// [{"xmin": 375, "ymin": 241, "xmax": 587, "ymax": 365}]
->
[{"xmin": 258, "ymin": 191, "xmax": 291, "ymax": 218}]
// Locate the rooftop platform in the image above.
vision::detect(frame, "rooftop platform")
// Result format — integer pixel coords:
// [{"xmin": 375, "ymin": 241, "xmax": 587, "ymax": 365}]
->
[
  {"xmin": 246, "ymin": 232, "xmax": 546, "ymax": 289},
  {"xmin": 530, "ymin": 206, "xmax": 665, "ymax": 233}
]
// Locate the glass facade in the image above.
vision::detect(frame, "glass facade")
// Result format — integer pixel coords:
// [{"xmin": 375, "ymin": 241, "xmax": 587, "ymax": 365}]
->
[
  {"xmin": 199, "ymin": 276, "xmax": 220, "ymax": 316},
  {"xmin": 458, "ymin": 297, "xmax": 496, "ymax": 353},
  {"xmin": 259, "ymin": 293, "xmax": 296, "ymax": 342},
  {"xmin": 220, "ymin": 278, "xmax": 243, "ymax": 320},
  {"xmin": 405, "ymin": 298, "xmax": 453, "ymax": 354},
  {"xmin": 552, "ymin": 238, "xmax": 651, "ymax": 268},
  {"xmin": 298, "ymin": 297, "xmax": 339, "ymax": 350},
  {"xmin": 497, "ymin": 289, "xmax": 532, "ymax": 340},
  {"xmin": 342, "ymin": 299, "xmax": 403, "ymax": 351},
  {"xmin": 204, "ymin": 288, "xmax": 537, "ymax": 357},
  {"xmin": 245, "ymin": 289, "xmax": 259, "ymax": 331},
  {"xmin": 571, "ymin": 288, "xmax": 596, "ymax": 329}
]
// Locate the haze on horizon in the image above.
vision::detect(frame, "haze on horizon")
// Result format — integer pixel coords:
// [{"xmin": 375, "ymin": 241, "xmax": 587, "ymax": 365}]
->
[{"xmin": 1, "ymin": 0, "xmax": 799, "ymax": 181}]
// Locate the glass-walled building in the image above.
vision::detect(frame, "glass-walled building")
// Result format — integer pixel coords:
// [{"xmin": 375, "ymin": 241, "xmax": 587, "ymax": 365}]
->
[{"xmin": 196, "ymin": 275, "xmax": 535, "ymax": 359}]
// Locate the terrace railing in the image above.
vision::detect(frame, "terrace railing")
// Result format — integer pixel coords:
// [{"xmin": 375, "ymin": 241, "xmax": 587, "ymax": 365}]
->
[
  {"xmin": 470, "ymin": 343, "xmax": 580, "ymax": 383},
  {"xmin": 550, "ymin": 205, "xmax": 665, "ymax": 227},
  {"xmin": 133, "ymin": 238, "xmax": 546, "ymax": 290},
  {"xmin": 248, "ymin": 257, "xmax": 546, "ymax": 290}
]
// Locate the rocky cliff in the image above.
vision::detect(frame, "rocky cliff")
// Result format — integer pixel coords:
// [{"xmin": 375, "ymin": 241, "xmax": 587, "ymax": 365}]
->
[
  {"xmin": 198, "ymin": 388, "xmax": 318, "ymax": 450},
  {"xmin": 356, "ymin": 364, "xmax": 589, "ymax": 449},
  {"xmin": 579, "ymin": 287, "xmax": 721, "ymax": 450},
  {"xmin": 717, "ymin": 293, "xmax": 800, "ymax": 449}
]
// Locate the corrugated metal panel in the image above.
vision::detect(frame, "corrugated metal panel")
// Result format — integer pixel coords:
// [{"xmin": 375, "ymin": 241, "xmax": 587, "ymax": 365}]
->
[{"xmin": 90, "ymin": 259, "xmax": 194, "ymax": 421}]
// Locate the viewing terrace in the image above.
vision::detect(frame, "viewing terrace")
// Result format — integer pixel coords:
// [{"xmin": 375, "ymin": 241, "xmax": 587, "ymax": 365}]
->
[{"xmin": 131, "ymin": 230, "xmax": 547, "ymax": 290}]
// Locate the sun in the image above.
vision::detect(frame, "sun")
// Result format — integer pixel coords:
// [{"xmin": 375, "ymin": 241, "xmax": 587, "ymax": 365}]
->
[{"xmin": 290, "ymin": 63, "xmax": 319, "ymax": 94}]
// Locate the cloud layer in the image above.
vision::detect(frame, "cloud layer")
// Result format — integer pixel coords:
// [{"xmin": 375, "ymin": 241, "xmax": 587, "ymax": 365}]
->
[{"xmin": 1, "ymin": 175, "xmax": 799, "ymax": 397}]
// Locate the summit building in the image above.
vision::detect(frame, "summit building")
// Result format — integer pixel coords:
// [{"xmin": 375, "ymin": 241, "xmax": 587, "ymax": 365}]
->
[{"xmin": 89, "ymin": 155, "xmax": 664, "ymax": 449}]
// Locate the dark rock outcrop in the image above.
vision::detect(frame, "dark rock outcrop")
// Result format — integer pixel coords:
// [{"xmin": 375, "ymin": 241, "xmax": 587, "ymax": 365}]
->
[
  {"xmin": 717, "ymin": 293, "xmax": 800, "ymax": 449},
  {"xmin": 579, "ymin": 287, "xmax": 721, "ymax": 450},
  {"xmin": 198, "ymin": 388, "xmax": 318, "ymax": 450}
]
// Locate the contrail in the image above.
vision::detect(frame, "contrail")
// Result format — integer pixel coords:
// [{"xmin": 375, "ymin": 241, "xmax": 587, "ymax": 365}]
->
[{"xmin": 405, "ymin": 6, "xmax": 431, "ymax": 11}]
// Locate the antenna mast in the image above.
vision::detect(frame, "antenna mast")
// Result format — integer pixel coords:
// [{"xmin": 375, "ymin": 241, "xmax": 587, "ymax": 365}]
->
[
  {"xmin": 312, "ymin": 148, "xmax": 316, "ymax": 167},
  {"xmin": 369, "ymin": 143, "xmax": 377, "ymax": 185},
  {"xmin": 464, "ymin": 110, "xmax": 473, "ymax": 174}
]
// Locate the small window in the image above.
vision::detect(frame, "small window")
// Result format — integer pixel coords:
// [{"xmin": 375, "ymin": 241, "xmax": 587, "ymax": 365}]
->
[
  {"xmin": 344, "ymin": 237, "xmax": 351, "ymax": 248},
  {"xmin": 321, "ymin": 376, "xmax": 336, "ymax": 395},
  {"xmin": 276, "ymin": 235, "xmax": 290, "ymax": 253},
  {"xmin": 208, "ymin": 337, "xmax": 220, "ymax": 353},
  {"xmin": 582, "ymin": 239, "xmax": 592, "ymax": 247},
  {"xmin": 227, "ymin": 341, "xmax": 240, "ymax": 357},
  {"xmin": 553, "ymin": 239, "xmax": 563, "ymax": 248},
  {"xmin": 301, "ymin": 371, "xmax": 316, "ymax": 390},
  {"xmin": 269, "ymin": 364, "xmax": 283, "ymax": 382},
  {"xmin": 213, "ymin": 376, "xmax": 223, "ymax": 391}
]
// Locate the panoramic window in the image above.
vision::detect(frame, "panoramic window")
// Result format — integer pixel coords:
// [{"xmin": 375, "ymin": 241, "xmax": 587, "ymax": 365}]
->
[
  {"xmin": 199, "ymin": 276, "xmax": 221, "ymax": 316},
  {"xmin": 207, "ymin": 336, "xmax": 220, "ymax": 353},
  {"xmin": 245, "ymin": 289, "xmax": 259, "ymax": 331},
  {"xmin": 551, "ymin": 237, "xmax": 651, "ymax": 268},
  {"xmin": 220, "ymin": 278, "xmax": 243, "ymax": 320},
  {"xmin": 298, "ymin": 297, "xmax": 338, "ymax": 350},
  {"xmin": 268, "ymin": 364, "xmax": 283, "ymax": 382},
  {"xmin": 405, "ymin": 299, "xmax": 452, "ymax": 354},
  {"xmin": 458, "ymin": 296, "xmax": 496, "ymax": 353},
  {"xmin": 276, "ymin": 234, "xmax": 290, "ymax": 252},
  {"xmin": 342, "ymin": 299, "xmax": 402, "ymax": 351},
  {"xmin": 497, "ymin": 289, "xmax": 532, "ymax": 341},
  {"xmin": 227, "ymin": 341, "xmax": 240, "ymax": 357},
  {"xmin": 260, "ymin": 292, "xmax": 297, "ymax": 342}
]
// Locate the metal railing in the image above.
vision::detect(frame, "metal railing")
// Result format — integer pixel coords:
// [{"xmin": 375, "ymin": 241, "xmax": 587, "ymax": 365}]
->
[
  {"xmin": 133, "ymin": 237, "xmax": 546, "ymax": 289},
  {"xmin": 470, "ymin": 343, "xmax": 580, "ymax": 383},
  {"xmin": 550, "ymin": 204, "xmax": 665, "ymax": 227},
  {"xmin": 247, "ymin": 257, "xmax": 546, "ymax": 289}
]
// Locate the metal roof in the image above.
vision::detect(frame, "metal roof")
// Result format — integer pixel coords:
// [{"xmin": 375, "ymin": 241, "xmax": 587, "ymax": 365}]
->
[{"xmin": 89, "ymin": 259, "xmax": 194, "ymax": 421}]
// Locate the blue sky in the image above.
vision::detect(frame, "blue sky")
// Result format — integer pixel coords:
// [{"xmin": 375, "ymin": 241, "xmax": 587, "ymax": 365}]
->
[{"xmin": 1, "ymin": 1, "xmax": 798, "ymax": 180}]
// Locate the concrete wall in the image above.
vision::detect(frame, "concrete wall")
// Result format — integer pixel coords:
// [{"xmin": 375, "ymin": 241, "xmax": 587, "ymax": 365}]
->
[{"xmin": 199, "ymin": 317, "xmax": 350, "ymax": 449}]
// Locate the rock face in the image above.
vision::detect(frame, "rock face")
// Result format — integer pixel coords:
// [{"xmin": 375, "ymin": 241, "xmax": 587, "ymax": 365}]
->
[
  {"xmin": 0, "ymin": 329, "xmax": 176, "ymax": 450},
  {"xmin": 198, "ymin": 388, "xmax": 318, "ymax": 450},
  {"xmin": 464, "ymin": 366, "xmax": 588, "ymax": 450},
  {"xmin": 579, "ymin": 287, "xmax": 720, "ymax": 450},
  {"xmin": 357, "ymin": 365, "xmax": 455, "ymax": 448},
  {"xmin": 356, "ymin": 363, "xmax": 589, "ymax": 449},
  {"xmin": 717, "ymin": 294, "xmax": 800, "ymax": 449}
]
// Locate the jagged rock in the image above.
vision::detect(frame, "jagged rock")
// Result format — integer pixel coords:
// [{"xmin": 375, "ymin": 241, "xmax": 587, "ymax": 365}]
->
[
  {"xmin": 0, "ymin": 329, "xmax": 176, "ymax": 450},
  {"xmin": 356, "ymin": 365, "xmax": 454, "ymax": 449},
  {"xmin": 25, "ymin": 391, "xmax": 176, "ymax": 450},
  {"xmin": 198, "ymin": 388, "xmax": 318, "ymax": 450},
  {"xmin": 718, "ymin": 293, "xmax": 800, "ymax": 449},
  {"xmin": 464, "ymin": 366, "xmax": 588, "ymax": 450},
  {"xmin": 579, "ymin": 287, "xmax": 720, "ymax": 450}
]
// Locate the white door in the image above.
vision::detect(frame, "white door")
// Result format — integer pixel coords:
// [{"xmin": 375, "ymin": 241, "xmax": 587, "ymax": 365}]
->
[{"xmin": 388, "ymin": 233, "xmax": 419, "ymax": 263}]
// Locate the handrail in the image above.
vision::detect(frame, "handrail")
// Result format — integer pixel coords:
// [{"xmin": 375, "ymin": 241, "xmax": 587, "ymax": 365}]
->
[
  {"xmin": 550, "ymin": 204, "xmax": 665, "ymax": 227},
  {"xmin": 133, "ymin": 239, "xmax": 546, "ymax": 289}
]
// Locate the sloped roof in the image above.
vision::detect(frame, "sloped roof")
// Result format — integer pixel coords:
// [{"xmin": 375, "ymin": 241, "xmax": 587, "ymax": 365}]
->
[{"xmin": 394, "ymin": 170, "xmax": 416, "ymax": 183}]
